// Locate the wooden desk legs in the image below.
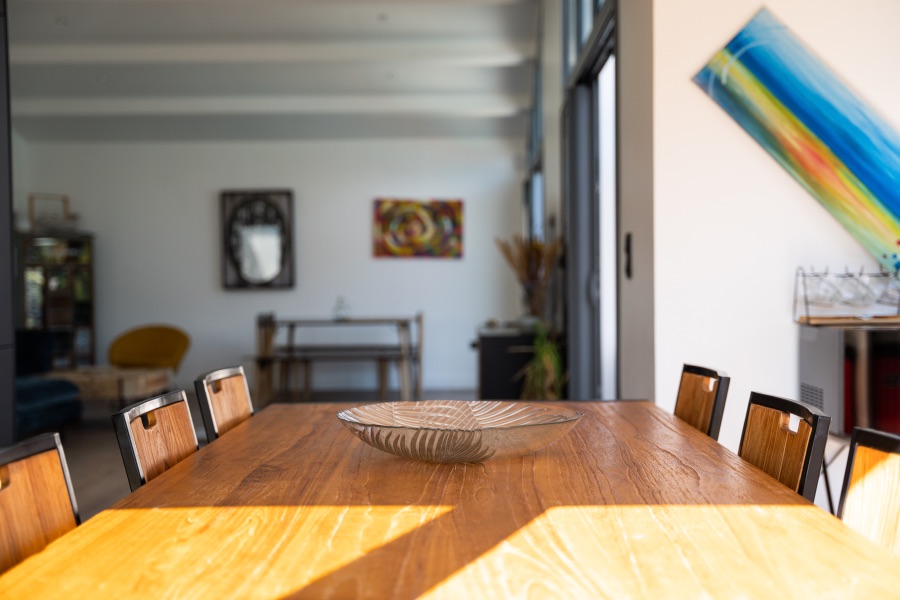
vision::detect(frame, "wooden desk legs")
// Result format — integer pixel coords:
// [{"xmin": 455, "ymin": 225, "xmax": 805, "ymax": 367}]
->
[
  {"xmin": 378, "ymin": 358, "xmax": 410, "ymax": 402},
  {"xmin": 398, "ymin": 322, "xmax": 413, "ymax": 401},
  {"xmin": 378, "ymin": 360, "xmax": 388, "ymax": 401},
  {"xmin": 303, "ymin": 360, "xmax": 312, "ymax": 402},
  {"xmin": 267, "ymin": 358, "xmax": 405, "ymax": 402},
  {"xmin": 255, "ymin": 360, "xmax": 273, "ymax": 408},
  {"xmin": 279, "ymin": 361, "xmax": 290, "ymax": 397},
  {"xmin": 398, "ymin": 358, "xmax": 412, "ymax": 402},
  {"xmin": 282, "ymin": 359, "xmax": 313, "ymax": 402}
]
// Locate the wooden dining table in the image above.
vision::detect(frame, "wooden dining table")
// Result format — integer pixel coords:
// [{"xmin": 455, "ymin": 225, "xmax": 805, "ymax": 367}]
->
[{"xmin": 3, "ymin": 401, "xmax": 899, "ymax": 598}]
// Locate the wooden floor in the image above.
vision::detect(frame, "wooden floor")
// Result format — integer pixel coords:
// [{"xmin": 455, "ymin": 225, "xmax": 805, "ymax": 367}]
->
[{"xmin": 60, "ymin": 389, "xmax": 477, "ymax": 521}]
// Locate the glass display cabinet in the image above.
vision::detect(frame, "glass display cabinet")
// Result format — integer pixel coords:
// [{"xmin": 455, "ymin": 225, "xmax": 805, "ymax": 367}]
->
[{"xmin": 14, "ymin": 232, "xmax": 94, "ymax": 369}]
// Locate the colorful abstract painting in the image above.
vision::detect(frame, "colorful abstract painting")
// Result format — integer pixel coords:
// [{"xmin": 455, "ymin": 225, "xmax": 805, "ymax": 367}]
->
[
  {"xmin": 373, "ymin": 199, "xmax": 463, "ymax": 258},
  {"xmin": 694, "ymin": 9, "xmax": 900, "ymax": 272}
]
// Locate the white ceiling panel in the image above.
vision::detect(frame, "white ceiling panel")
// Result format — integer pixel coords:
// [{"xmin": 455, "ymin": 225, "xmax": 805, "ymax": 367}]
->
[{"xmin": 7, "ymin": 0, "xmax": 539, "ymax": 142}]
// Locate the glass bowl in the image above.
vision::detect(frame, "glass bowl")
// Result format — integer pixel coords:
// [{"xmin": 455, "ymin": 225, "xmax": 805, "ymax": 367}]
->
[{"xmin": 336, "ymin": 400, "xmax": 583, "ymax": 463}]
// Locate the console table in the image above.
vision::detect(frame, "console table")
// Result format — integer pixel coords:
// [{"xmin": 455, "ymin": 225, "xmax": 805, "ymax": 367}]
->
[{"xmin": 254, "ymin": 313, "xmax": 422, "ymax": 405}]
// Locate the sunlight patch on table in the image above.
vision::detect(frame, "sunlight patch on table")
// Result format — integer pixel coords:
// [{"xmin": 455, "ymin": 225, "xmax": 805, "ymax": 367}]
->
[
  {"xmin": 2, "ymin": 505, "xmax": 451, "ymax": 599},
  {"xmin": 420, "ymin": 504, "xmax": 899, "ymax": 599}
]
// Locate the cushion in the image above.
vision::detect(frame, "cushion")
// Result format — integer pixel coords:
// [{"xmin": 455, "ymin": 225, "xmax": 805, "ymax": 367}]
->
[{"xmin": 15, "ymin": 376, "xmax": 83, "ymax": 438}]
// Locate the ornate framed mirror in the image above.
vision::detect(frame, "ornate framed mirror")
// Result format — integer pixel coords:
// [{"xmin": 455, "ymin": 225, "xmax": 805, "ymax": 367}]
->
[{"xmin": 221, "ymin": 189, "xmax": 294, "ymax": 289}]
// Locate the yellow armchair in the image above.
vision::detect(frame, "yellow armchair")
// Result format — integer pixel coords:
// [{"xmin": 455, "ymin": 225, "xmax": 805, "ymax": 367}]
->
[{"xmin": 108, "ymin": 325, "xmax": 190, "ymax": 372}]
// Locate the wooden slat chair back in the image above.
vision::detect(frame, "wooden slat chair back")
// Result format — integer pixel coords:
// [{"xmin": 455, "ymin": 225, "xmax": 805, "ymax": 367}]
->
[
  {"xmin": 837, "ymin": 427, "xmax": 900, "ymax": 555},
  {"xmin": 0, "ymin": 433, "xmax": 79, "ymax": 573},
  {"xmin": 112, "ymin": 390, "xmax": 199, "ymax": 491},
  {"xmin": 738, "ymin": 392, "xmax": 830, "ymax": 501},
  {"xmin": 673, "ymin": 364, "xmax": 730, "ymax": 440},
  {"xmin": 194, "ymin": 366, "xmax": 255, "ymax": 441}
]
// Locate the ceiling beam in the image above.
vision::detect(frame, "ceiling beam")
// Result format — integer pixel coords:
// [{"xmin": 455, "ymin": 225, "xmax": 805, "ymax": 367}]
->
[
  {"xmin": 11, "ymin": 41, "xmax": 535, "ymax": 67},
  {"xmin": 12, "ymin": 93, "xmax": 529, "ymax": 118}
]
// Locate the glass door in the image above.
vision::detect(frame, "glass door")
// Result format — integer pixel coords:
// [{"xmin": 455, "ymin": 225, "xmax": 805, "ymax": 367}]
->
[
  {"xmin": 562, "ymin": 0, "xmax": 616, "ymax": 399},
  {"xmin": 594, "ymin": 54, "xmax": 617, "ymax": 399}
]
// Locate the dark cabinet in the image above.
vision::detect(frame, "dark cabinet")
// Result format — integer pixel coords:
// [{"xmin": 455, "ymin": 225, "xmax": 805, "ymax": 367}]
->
[
  {"xmin": 799, "ymin": 324, "xmax": 900, "ymax": 436},
  {"xmin": 476, "ymin": 326, "xmax": 535, "ymax": 400},
  {"xmin": 14, "ymin": 232, "xmax": 95, "ymax": 369}
]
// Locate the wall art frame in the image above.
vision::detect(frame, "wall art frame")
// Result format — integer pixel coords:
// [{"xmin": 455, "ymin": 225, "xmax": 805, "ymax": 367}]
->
[
  {"xmin": 694, "ymin": 8, "xmax": 900, "ymax": 273},
  {"xmin": 221, "ymin": 189, "xmax": 294, "ymax": 289},
  {"xmin": 373, "ymin": 198, "xmax": 463, "ymax": 259}
]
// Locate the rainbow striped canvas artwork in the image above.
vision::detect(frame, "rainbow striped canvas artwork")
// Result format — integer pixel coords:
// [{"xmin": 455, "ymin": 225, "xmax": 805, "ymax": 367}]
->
[{"xmin": 694, "ymin": 9, "xmax": 900, "ymax": 271}]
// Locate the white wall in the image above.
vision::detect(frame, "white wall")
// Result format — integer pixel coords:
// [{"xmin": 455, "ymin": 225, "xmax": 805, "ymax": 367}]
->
[
  {"xmin": 651, "ymin": 0, "xmax": 900, "ymax": 451},
  {"xmin": 14, "ymin": 138, "xmax": 525, "ymax": 394}
]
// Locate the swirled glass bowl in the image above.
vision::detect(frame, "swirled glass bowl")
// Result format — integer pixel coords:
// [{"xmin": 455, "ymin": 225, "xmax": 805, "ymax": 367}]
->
[{"xmin": 337, "ymin": 400, "xmax": 583, "ymax": 463}]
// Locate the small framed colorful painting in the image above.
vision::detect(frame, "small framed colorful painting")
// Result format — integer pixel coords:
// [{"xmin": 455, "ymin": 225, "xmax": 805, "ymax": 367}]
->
[{"xmin": 373, "ymin": 199, "xmax": 463, "ymax": 258}]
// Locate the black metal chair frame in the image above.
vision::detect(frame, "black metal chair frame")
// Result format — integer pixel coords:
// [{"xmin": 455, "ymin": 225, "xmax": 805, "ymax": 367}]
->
[
  {"xmin": 111, "ymin": 390, "xmax": 199, "ymax": 491},
  {"xmin": 820, "ymin": 434, "xmax": 851, "ymax": 515},
  {"xmin": 739, "ymin": 392, "xmax": 831, "ymax": 502},
  {"xmin": 0, "ymin": 432, "xmax": 80, "ymax": 525},
  {"xmin": 677, "ymin": 364, "xmax": 730, "ymax": 440},
  {"xmin": 836, "ymin": 427, "xmax": 900, "ymax": 519},
  {"xmin": 194, "ymin": 365, "xmax": 255, "ymax": 441}
]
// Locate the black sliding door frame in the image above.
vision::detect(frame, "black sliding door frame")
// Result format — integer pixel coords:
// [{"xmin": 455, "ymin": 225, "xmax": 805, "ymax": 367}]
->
[
  {"xmin": 0, "ymin": 0, "xmax": 15, "ymax": 445},
  {"xmin": 562, "ymin": 3, "xmax": 617, "ymax": 400}
]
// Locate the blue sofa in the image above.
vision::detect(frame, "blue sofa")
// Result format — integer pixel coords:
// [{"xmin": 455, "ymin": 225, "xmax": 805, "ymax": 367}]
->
[{"xmin": 15, "ymin": 330, "xmax": 82, "ymax": 439}]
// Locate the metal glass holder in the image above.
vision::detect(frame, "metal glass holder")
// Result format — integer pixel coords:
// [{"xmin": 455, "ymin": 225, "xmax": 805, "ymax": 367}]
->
[{"xmin": 794, "ymin": 267, "xmax": 900, "ymax": 326}]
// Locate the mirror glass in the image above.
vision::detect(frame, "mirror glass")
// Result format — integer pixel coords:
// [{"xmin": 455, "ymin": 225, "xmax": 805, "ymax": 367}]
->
[
  {"xmin": 222, "ymin": 190, "xmax": 294, "ymax": 289},
  {"xmin": 238, "ymin": 224, "xmax": 282, "ymax": 283}
]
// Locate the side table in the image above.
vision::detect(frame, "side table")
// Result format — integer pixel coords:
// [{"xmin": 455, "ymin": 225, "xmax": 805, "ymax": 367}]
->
[{"xmin": 47, "ymin": 366, "xmax": 172, "ymax": 411}]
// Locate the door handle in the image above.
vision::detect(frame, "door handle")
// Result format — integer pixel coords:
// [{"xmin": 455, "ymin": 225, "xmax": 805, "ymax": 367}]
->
[
  {"xmin": 587, "ymin": 267, "xmax": 600, "ymax": 308},
  {"xmin": 624, "ymin": 232, "xmax": 633, "ymax": 280}
]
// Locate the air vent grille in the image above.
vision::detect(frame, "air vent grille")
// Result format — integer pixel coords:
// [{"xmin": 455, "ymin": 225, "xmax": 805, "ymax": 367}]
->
[{"xmin": 800, "ymin": 382, "xmax": 825, "ymax": 411}]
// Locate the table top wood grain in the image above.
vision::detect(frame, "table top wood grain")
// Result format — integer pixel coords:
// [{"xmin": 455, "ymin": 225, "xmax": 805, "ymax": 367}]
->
[{"xmin": 3, "ymin": 401, "xmax": 899, "ymax": 598}]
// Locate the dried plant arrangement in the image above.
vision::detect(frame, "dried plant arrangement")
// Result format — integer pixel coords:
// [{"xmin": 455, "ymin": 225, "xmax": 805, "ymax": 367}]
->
[{"xmin": 495, "ymin": 235, "xmax": 563, "ymax": 318}]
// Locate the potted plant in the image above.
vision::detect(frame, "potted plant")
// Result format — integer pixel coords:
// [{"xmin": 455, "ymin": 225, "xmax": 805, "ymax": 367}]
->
[
  {"xmin": 495, "ymin": 235, "xmax": 564, "ymax": 399},
  {"xmin": 517, "ymin": 320, "xmax": 563, "ymax": 400}
]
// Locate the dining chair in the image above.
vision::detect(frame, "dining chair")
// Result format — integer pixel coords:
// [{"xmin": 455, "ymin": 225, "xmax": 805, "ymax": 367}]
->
[
  {"xmin": 194, "ymin": 366, "xmax": 255, "ymax": 441},
  {"xmin": 819, "ymin": 434, "xmax": 851, "ymax": 515},
  {"xmin": 836, "ymin": 427, "xmax": 900, "ymax": 555},
  {"xmin": 738, "ymin": 392, "xmax": 830, "ymax": 501},
  {"xmin": 0, "ymin": 432, "xmax": 80, "ymax": 573},
  {"xmin": 112, "ymin": 390, "xmax": 199, "ymax": 491},
  {"xmin": 673, "ymin": 364, "xmax": 730, "ymax": 440}
]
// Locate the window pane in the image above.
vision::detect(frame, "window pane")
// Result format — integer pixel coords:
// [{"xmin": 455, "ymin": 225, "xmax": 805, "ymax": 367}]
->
[
  {"xmin": 596, "ymin": 54, "xmax": 617, "ymax": 399},
  {"xmin": 531, "ymin": 171, "xmax": 545, "ymax": 240},
  {"xmin": 563, "ymin": 0, "xmax": 578, "ymax": 77},
  {"xmin": 579, "ymin": 0, "xmax": 594, "ymax": 46}
]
